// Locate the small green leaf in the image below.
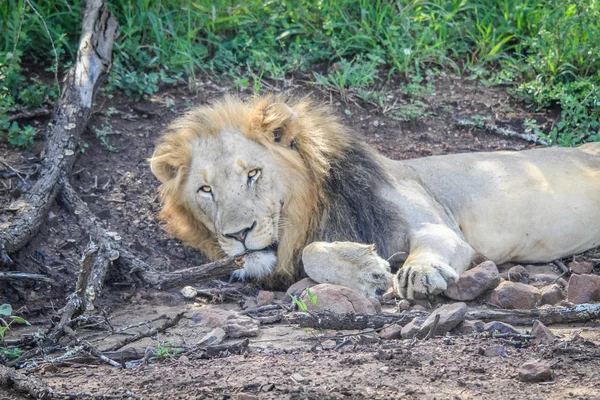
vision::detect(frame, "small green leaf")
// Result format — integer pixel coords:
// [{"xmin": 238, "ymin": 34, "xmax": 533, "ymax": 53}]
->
[
  {"xmin": 0, "ymin": 304, "xmax": 12, "ymax": 317},
  {"xmin": 9, "ymin": 316, "xmax": 30, "ymax": 325}
]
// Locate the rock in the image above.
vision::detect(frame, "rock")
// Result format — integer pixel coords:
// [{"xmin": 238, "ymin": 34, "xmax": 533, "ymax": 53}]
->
[
  {"xmin": 483, "ymin": 321, "xmax": 519, "ymax": 334},
  {"xmin": 532, "ymin": 320, "xmax": 557, "ymax": 345},
  {"xmin": 529, "ymin": 274, "xmax": 566, "ymax": 288},
  {"xmin": 380, "ymin": 324, "xmax": 403, "ymax": 340},
  {"xmin": 518, "ymin": 361, "xmax": 553, "ymax": 382},
  {"xmin": 286, "ymin": 278, "xmax": 318, "ymax": 297},
  {"xmin": 382, "ymin": 288, "xmax": 397, "ymax": 303},
  {"xmin": 256, "ymin": 290, "xmax": 275, "ymax": 306},
  {"xmin": 226, "ymin": 317, "xmax": 260, "ymax": 338},
  {"xmin": 569, "ymin": 260, "xmax": 593, "ymax": 275},
  {"xmin": 198, "ymin": 328, "xmax": 226, "ymax": 346},
  {"xmin": 291, "ymin": 373, "xmax": 305, "ymax": 383},
  {"xmin": 568, "ymin": 274, "xmax": 600, "ymax": 304},
  {"xmin": 489, "ymin": 281, "xmax": 541, "ymax": 309},
  {"xmin": 397, "ymin": 299, "xmax": 411, "ymax": 311},
  {"xmin": 401, "ymin": 317, "xmax": 424, "ymax": 339},
  {"xmin": 299, "ymin": 283, "xmax": 376, "ymax": 314},
  {"xmin": 368, "ymin": 297, "xmax": 382, "ymax": 313},
  {"xmin": 417, "ymin": 303, "xmax": 467, "ymax": 338},
  {"xmin": 181, "ymin": 286, "xmax": 198, "ymax": 300},
  {"xmin": 444, "ymin": 261, "xmax": 501, "ymax": 301},
  {"xmin": 237, "ymin": 394, "xmax": 259, "ymax": 400},
  {"xmin": 411, "ymin": 304, "xmax": 427, "ymax": 312},
  {"xmin": 507, "ymin": 265, "xmax": 528, "ymax": 282},
  {"xmin": 525, "ymin": 264, "xmax": 559, "ymax": 276},
  {"xmin": 478, "ymin": 344, "xmax": 507, "ymax": 357},
  {"xmin": 540, "ymin": 284, "xmax": 565, "ymax": 306},
  {"xmin": 453, "ymin": 320, "xmax": 484, "ymax": 335}
]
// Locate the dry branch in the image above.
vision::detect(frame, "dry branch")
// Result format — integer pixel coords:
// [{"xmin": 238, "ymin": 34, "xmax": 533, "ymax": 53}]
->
[
  {"xmin": 0, "ymin": 271, "xmax": 54, "ymax": 283},
  {"xmin": 0, "ymin": 364, "xmax": 51, "ymax": 399},
  {"xmin": 286, "ymin": 310, "xmax": 429, "ymax": 330},
  {"xmin": 456, "ymin": 118, "xmax": 548, "ymax": 146},
  {"xmin": 0, "ymin": 0, "xmax": 118, "ymax": 258},
  {"xmin": 104, "ymin": 312, "xmax": 185, "ymax": 352},
  {"xmin": 466, "ymin": 303, "xmax": 600, "ymax": 325}
]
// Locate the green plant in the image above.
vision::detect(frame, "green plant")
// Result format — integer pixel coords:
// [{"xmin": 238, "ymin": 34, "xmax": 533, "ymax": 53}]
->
[
  {"xmin": 153, "ymin": 340, "xmax": 183, "ymax": 360},
  {"xmin": 0, "ymin": 303, "xmax": 30, "ymax": 361},
  {"xmin": 289, "ymin": 288, "xmax": 317, "ymax": 311},
  {"xmin": 314, "ymin": 55, "xmax": 381, "ymax": 102}
]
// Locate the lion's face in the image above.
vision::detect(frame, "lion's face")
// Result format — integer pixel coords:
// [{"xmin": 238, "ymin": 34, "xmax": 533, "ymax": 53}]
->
[{"xmin": 183, "ymin": 129, "xmax": 285, "ymax": 257}]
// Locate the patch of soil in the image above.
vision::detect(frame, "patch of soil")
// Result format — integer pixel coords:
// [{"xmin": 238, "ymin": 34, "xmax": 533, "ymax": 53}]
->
[{"xmin": 1, "ymin": 76, "xmax": 597, "ymax": 399}]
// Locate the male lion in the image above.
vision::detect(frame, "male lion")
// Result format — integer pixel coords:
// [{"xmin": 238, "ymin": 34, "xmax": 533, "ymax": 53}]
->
[{"xmin": 150, "ymin": 96, "xmax": 600, "ymax": 299}]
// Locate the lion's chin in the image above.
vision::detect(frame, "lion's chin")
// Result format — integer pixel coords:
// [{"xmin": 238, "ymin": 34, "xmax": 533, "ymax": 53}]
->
[{"xmin": 230, "ymin": 249, "xmax": 278, "ymax": 281}]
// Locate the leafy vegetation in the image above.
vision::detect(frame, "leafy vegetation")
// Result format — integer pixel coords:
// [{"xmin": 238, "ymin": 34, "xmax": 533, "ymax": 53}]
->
[
  {"xmin": 1, "ymin": 0, "xmax": 599, "ymax": 146},
  {"xmin": 0, "ymin": 303, "xmax": 29, "ymax": 361}
]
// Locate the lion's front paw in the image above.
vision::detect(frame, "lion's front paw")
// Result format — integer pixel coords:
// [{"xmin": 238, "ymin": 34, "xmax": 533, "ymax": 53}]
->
[
  {"xmin": 230, "ymin": 251, "xmax": 277, "ymax": 281},
  {"xmin": 393, "ymin": 262, "xmax": 459, "ymax": 299}
]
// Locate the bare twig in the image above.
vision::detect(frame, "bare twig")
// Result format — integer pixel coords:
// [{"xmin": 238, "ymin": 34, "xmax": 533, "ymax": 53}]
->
[
  {"xmin": 0, "ymin": 271, "xmax": 54, "ymax": 283},
  {"xmin": 553, "ymin": 259, "xmax": 570, "ymax": 275},
  {"xmin": 456, "ymin": 118, "xmax": 548, "ymax": 145},
  {"xmin": 8, "ymin": 108, "xmax": 52, "ymax": 122},
  {"xmin": 423, "ymin": 313, "xmax": 440, "ymax": 340},
  {"xmin": 239, "ymin": 305, "xmax": 281, "ymax": 315},
  {"xmin": 104, "ymin": 312, "xmax": 185, "ymax": 352}
]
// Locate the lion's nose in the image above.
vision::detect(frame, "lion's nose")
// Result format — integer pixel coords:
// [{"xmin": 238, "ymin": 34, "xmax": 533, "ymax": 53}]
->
[{"xmin": 224, "ymin": 221, "xmax": 257, "ymax": 244}]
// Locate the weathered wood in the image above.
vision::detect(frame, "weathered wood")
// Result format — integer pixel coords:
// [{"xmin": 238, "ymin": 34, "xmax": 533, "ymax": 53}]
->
[
  {"xmin": 465, "ymin": 303, "xmax": 600, "ymax": 326},
  {"xmin": 0, "ymin": 271, "xmax": 54, "ymax": 283},
  {"xmin": 0, "ymin": 0, "xmax": 118, "ymax": 258},
  {"xmin": 0, "ymin": 364, "xmax": 51, "ymax": 399},
  {"xmin": 286, "ymin": 310, "xmax": 429, "ymax": 330},
  {"xmin": 104, "ymin": 312, "xmax": 185, "ymax": 352}
]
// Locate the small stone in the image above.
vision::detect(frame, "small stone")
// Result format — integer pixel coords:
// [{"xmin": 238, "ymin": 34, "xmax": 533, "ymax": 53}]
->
[
  {"xmin": 452, "ymin": 320, "xmax": 484, "ymax": 335},
  {"xmin": 417, "ymin": 303, "xmax": 467, "ymax": 338},
  {"xmin": 291, "ymin": 373, "xmax": 305, "ymax": 383},
  {"xmin": 261, "ymin": 384, "xmax": 275, "ymax": 392},
  {"xmin": 507, "ymin": 265, "xmax": 528, "ymax": 282},
  {"xmin": 518, "ymin": 361, "xmax": 553, "ymax": 382},
  {"xmin": 478, "ymin": 344, "xmax": 507, "ymax": 357},
  {"xmin": 198, "ymin": 328, "xmax": 226, "ymax": 346},
  {"xmin": 382, "ymin": 288, "xmax": 397, "ymax": 303},
  {"xmin": 178, "ymin": 355, "xmax": 189, "ymax": 363},
  {"xmin": 397, "ymin": 299, "xmax": 411, "ymax": 311},
  {"xmin": 180, "ymin": 286, "xmax": 198, "ymax": 300},
  {"xmin": 286, "ymin": 278, "xmax": 318, "ymax": 297},
  {"xmin": 379, "ymin": 324, "xmax": 403, "ymax": 340},
  {"xmin": 226, "ymin": 317, "xmax": 260, "ymax": 338},
  {"xmin": 401, "ymin": 317, "xmax": 424, "ymax": 339},
  {"xmin": 483, "ymin": 321, "xmax": 520, "ymax": 334},
  {"xmin": 569, "ymin": 261, "xmax": 593, "ymax": 275},
  {"xmin": 529, "ymin": 274, "xmax": 566, "ymax": 288},
  {"xmin": 568, "ymin": 274, "xmax": 600, "ymax": 304},
  {"xmin": 489, "ymin": 281, "xmax": 541, "ymax": 309},
  {"xmin": 299, "ymin": 283, "xmax": 376, "ymax": 314},
  {"xmin": 237, "ymin": 394, "xmax": 258, "ymax": 400},
  {"xmin": 444, "ymin": 261, "xmax": 501, "ymax": 301},
  {"xmin": 532, "ymin": 320, "xmax": 557, "ymax": 345},
  {"xmin": 540, "ymin": 284, "xmax": 565, "ymax": 306},
  {"xmin": 256, "ymin": 290, "xmax": 275, "ymax": 306}
]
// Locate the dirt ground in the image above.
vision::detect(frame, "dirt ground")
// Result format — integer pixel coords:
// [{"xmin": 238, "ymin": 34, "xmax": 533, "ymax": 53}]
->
[{"xmin": 2, "ymin": 76, "xmax": 600, "ymax": 399}]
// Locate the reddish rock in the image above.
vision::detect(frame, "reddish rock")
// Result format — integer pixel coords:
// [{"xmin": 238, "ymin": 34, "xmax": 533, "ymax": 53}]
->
[
  {"xmin": 300, "ymin": 283, "xmax": 376, "ymax": 314},
  {"xmin": 417, "ymin": 303, "xmax": 467, "ymax": 338},
  {"xmin": 397, "ymin": 299, "xmax": 411, "ymax": 311},
  {"xmin": 379, "ymin": 324, "xmax": 403, "ymax": 340},
  {"xmin": 401, "ymin": 317, "xmax": 424, "ymax": 339},
  {"xmin": 567, "ymin": 274, "xmax": 600, "ymax": 304},
  {"xmin": 489, "ymin": 281, "xmax": 541, "ymax": 309},
  {"xmin": 444, "ymin": 261, "xmax": 501, "ymax": 301},
  {"xmin": 569, "ymin": 260, "xmax": 593, "ymax": 275},
  {"xmin": 532, "ymin": 320, "xmax": 557, "ymax": 345},
  {"xmin": 507, "ymin": 265, "xmax": 528, "ymax": 283},
  {"xmin": 518, "ymin": 361, "xmax": 553, "ymax": 382},
  {"xmin": 255, "ymin": 290, "xmax": 275, "ymax": 306},
  {"xmin": 453, "ymin": 320, "xmax": 484, "ymax": 335},
  {"xmin": 540, "ymin": 284, "xmax": 565, "ymax": 306},
  {"xmin": 286, "ymin": 278, "xmax": 318, "ymax": 297},
  {"xmin": 483, "ymin": 321, "xmax": 519, "ymax": 334}
]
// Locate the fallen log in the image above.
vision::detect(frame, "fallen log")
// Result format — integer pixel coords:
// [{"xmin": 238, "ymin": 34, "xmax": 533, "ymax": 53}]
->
[
  {"xmin": 286, "ymin": 310, "xmax": 428, "ymax": 330},
  {"xmin": 0, "ymin": 364, "xmax": 51, "ymax": 400},
  {"xmin": 465, "ymin": 303, "xmax": 600, "ymax": 326}
]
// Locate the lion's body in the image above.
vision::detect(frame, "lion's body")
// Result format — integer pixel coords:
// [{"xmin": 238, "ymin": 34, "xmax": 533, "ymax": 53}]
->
[{"xmin": 151, "ymin": 96, "xmax": 600, "ymax": 299}]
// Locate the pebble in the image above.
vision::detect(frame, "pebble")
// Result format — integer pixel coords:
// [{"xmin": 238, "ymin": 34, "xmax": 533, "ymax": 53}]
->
[
  {"xmin": 198, "ymin": 328, "xmax": 226, "ymax": 346},
  {"xmin": 532, "ymin": 320, "xmax": 557, "ymax": 345},
  {"xmin": 299, "ymin": 283, "xmax": 376, "ymax": 313},
  {"xmin": 180, "ymin": 286, "xmax": 198, "ymax": 300},
  {"xmin": 291, "ymin": 373, "xmax": 305, "ymax": 383},
  {"xmin": 379, "ymin": 324, "xmax": 403, "ymax": 340},
  {"xmin": 397, "ymin": 299, "xmax": 411, "ymax": 311},
  {"xmin": 483, "ymin": 321, "xmax": 519, "ymax": 334},
  {"xmin": 401, "ymin": 317, "xmax": 424, "ymax": 339},
  {"xmin": 540, "ymin": 284, "xmax": 565, "ymax": 306},
  {"xmin": 417, "ymin": 302, "xmax": 467, "ymax": 338},
  {"xmin": 517, "ymin": 361, "xmax": 553, "ymax": 382},
  {"xmin": 567, "ymin": 274, "xmax": 600, "ymax": 304},
  {"xmin": 569, "ymin": 260, "xmax": 593, "ymax": 275},
  {"xmin": 237, "ymin": 394, "xmax": 259, "ymax": 400},
  {"xmin": 478, "ymin": 344, "xmax": 508, "ymax": 357},
  {"xmin": 444, "ymin": 261, "xmax": 501, "ymax": 301},
  {"xmin": 452, "ymin": 319, "xmax": 484, "ymax": 335},
  {"xmin": 255, "ymin": 290, "xmax": 275, "ymax": 306},
  {"xmin": 507, "ymin": 265, "xmax": 528, "ymax": 282},
  {"xmin": 489, "ymin": 281, "xmax": 541, "ymax": 309}
]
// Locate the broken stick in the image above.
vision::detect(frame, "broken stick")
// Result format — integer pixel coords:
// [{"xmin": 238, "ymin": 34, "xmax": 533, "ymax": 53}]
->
[
  {"xmin": 466, "ymin": 303, "xmax": 600, "ymax": 325},
  {"xmin": 286, "ymin": 310, "xmax": 428, "ymax": 330}
]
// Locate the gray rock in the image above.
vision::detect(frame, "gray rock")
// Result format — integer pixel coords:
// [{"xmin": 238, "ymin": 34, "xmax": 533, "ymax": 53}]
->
[
  {"xmin": 452, "ymin": 319, "xmax": 484, "ymax": 335},
  {"xmin": 401, "ymin": 317, "xmax": 424, "ymax": 339},
  {"xmin": 518, "ymin": 361, "xmax": 553, "ymax": 382},
  {"xmin": 417, "ymin": 302, "xmax": 467, "ymax": 338},
  {"xmin": 397, "ymin": 299, "xmax": 411, "ymax": 311},
  {"xmin": 180, "ymin": 286, "xmax": 198, "ymax": 300},
  {"xmin": 380, "ymin": 324, "xmax": 403, "ymax": 340},
  {"xmin": 256, "ymin": 290, "xmax": 275, "ymax": 306},
  {"xmin": 483, "ymin": 321, "xmax": 519, "ymax": 334},
  {"xmin": 299, "ymin": 283, "xmax": 376, "ymax": 314},
  {"xmin": 478, "ymin": 344, "xmax": 507, "ymax": 357},
  {"xmin": 198, "ymin": 328, "xmax": 226, "ymax": 346},
  {"xmin": 507, "ymin": 265, "xmax": 528, "ymax": 282},
  {"xmin": 532, "ymin": 320, "xmax": 557, "ymax": 345},
  {"xmin": 568, "ymin": 274, "xmax": 600, "ymax": 304},
  {"xmin": 489, "ymin": 281, "xmax": 541, "ymax": 309},
  {"xmin": 382, "ymin": 288, "xmax": 397, "ymax": 303},
  {"xmin": 568, "ymin": 260, "xmax": 593, "ymax": 275},
  {"xmin": 540, "ymin": 284, "xmax": 565, "ymax": 306},
  {"xmin": 444, "ymin": 261, "xmax": 500, "ymax": 301},
  {"xmin": 529, "ymin": 273, "xmax": 566, "ymax": 288},
  {"xmin": 226, "ymin": 317, "xmax": 260, "ymax": 338}
]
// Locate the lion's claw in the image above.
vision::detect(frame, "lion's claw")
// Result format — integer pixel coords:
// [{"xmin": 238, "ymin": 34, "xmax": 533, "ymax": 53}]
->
[{"xmin": 393, "ymin": 262, "xmax": 458, "ymax": 299}]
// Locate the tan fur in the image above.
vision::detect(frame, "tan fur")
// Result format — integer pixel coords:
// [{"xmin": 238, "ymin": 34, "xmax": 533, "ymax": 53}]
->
[{"xmin": 150, "ymin": 96, "xmax": 353, "ymax": 281}]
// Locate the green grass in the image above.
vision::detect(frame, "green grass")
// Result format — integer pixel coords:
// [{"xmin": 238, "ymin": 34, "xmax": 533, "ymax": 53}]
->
[{"xmin": 1, "ymin": 0, "xmax": 599, "ymax": 146}]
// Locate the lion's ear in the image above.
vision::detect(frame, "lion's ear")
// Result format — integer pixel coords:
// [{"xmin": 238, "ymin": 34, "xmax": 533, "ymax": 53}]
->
[
  {"xmin": 149, "ymin": 140, "xmax": 189, "ymax": 183},
  {"xmin": 261, "ymin": 103, "xmax": 297, "ymax": 144}
]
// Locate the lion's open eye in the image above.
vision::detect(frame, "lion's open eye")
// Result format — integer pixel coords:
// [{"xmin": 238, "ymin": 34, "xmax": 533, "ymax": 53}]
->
[
  {"xmin": 198, "ymin": 185, "xmax": 212, "ymax": 193},
  {"xmin": 248, "ymin": 169, "xmax": 261, "ymax": 180}
]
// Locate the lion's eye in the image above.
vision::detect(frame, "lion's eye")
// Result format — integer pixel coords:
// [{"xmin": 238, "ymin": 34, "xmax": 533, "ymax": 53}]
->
[
  {"xmin": 248, "ymin": 169, "xmax": 261, "ymax": 179},
  {"xmin": 198, "ymin": 185, "xmax": 212, "ymax": 193}
]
